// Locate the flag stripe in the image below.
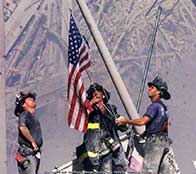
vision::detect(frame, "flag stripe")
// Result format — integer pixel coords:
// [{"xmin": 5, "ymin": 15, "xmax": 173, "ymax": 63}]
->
[
  {"xmin": 80, "ymin": 53, "xmax": 89, "ymax": 65},
  {"xmin": 67, "ymin": 66, "xmax": 75, "ymax": 99},
  {"xmin": 75, "ymin": 102, "xmax": 83, "ymax": 130},
  {"xmin": 80, "ymin": 62, "xmax": 91, "ymax": 73},
  {"xmin": 79, "ymin": 44, "xmax": 86, "ymax": 57}
]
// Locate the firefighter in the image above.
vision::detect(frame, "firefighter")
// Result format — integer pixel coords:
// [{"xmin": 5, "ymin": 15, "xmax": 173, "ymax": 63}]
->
[
  {"xmin": 116, "ymin": 76, "xmax": 172, "ymax": 173},
  {"xmin": 76, "ymin": 83, "xmax": 128, "ymax": 173},
  {"xmin": 15, "ymin": 92, "xmax": 43, "ymax": 174}
]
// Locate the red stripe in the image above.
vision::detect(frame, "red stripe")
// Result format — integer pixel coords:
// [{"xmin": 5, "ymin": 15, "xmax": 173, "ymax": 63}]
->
[
  {"xmin": 78, "ymin": 84, "xmax": 88, "ymax": 131},
  {"xmin": 74, "ymin": 100, "xmax": 84, "ymax": 130},
  {"xmin": 68, "ymin": 97, "xmax": 76, "ymax": 127},
  {"xmin": 77, "ymin": 85, "xmax": 88, "ymax": 132},
  {"xmin": 79, "ymin": 45, "xmax": 86, "ymax": 57},
  {"xmin": 74, "ymin": 71, "xmax": 82, "ymax": 96},
  {"xmin": 80, "ymin": 61, "xmax": 91, "ymax": 73},
  {"xmin": 83, "ymin": 99, "xmax": 94, "ymax": 113},
  {"xmin": 82, "ymin": 105, "xmax": 89, "ymax": 132},
  {"xmin": 67, "ymin": 66, "xmax": 75, "ymax": 99},
  {"xmin": 79, "ymin": 52, "xmax": 89, "ymax": 65},
  {"xmin": 78, "ymin": 81, "xmax": 85, "ymax": 98}
]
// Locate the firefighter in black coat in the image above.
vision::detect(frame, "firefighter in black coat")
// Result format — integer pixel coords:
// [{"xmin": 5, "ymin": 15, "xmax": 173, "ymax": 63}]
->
[{"xmin": 77, "ymin": 83, "xmax": 128, "ymax": 173}]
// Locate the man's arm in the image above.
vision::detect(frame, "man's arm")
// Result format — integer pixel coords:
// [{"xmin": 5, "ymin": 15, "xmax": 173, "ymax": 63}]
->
[
  {"xmin": 109, "ymin": 105, "xmax": 129, "ymax": 131},
  {"xmin": 19, "ymin": 126, "xmax": 38, "ymax": 151},
  {"xmin": 115, "ymin": 115, "xmax": 150, "ymax": 126},
  {"xmin": 84, "ymin": 96, "xmax": 104, "ymax": 114}
]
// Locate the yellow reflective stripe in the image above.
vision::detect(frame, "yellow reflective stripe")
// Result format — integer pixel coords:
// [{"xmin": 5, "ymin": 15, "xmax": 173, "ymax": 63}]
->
[
  {"xmin": 108, "ymin": 138, "xmax": 114, "ymax": 144},
  {"xmin": 78, "ymin": 151, "xmax": 98, "ymax": 163},
  {"xmin": 87, "ymin": 123, "xmax": 99, "ymax": 129}
]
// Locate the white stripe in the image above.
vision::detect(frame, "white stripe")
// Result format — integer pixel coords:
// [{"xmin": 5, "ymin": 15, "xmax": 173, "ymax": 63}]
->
[
  {"xmin": 77, "ymin": 78, "xmax": 86, "ymax": 103},
  {"xmin": 68, "ymin": 63, "xmax": 74, "ymax": 74},
  {"xmin": 68, "ymin": 64, "xmax": 76, "ymax": 104},
  {"xmin": 80, "ymin": 54, "xmax": 90, "ymax": 68},
  {"xmin": 77, "ymin": 69, "xmax": 88, "ymax": 104},
  {"xmin": 81, "ymin": 89, "xmax": 87, "ymax": 103},
  {"xmin": 77, "ymin": 74, "xmax": 83, "ymax": 95},
  {"xmin": 79, "ymin": 43, "xmax": 91, "ymax": 65}
]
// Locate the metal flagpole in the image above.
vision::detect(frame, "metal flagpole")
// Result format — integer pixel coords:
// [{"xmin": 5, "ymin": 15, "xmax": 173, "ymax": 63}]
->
[
  {"xmin": 0, "ymin": 0, "xmax": 7, "ymax": 173},
  {"xmin": 75, "ymin": 0, "xmax": 145, "ymax": 134},
  {"xmin": 145, "ymin": 0, "xmax": 159, "ymax": 16},
  {"xmin": 136, "ymin": 6, "xmax": 162, "ymax": 113}
]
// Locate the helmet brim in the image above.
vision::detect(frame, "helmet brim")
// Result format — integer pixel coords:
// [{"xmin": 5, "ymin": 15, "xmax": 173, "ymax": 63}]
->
[
  {"xmin": 147, "ymin": 82, "xmax": 171, "ymax": 100},
  {"xmin": 24, "ymin": 93, "xmax": 36, "ymax": 100},
  {"xmin": 147, "ymin": 82, "xmax": 155, "ymax": 88}
]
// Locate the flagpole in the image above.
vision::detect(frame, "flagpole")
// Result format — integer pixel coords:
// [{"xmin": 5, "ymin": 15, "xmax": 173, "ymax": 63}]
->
[
  {"xmin": 75, "ymin": 0, "xmax": 144, "ymax": 134},
  {"xmin": 136, "ymin": 6, "xmax": 162, "ymax": 113},
  {"xmin": 0, "ymin": 0, "xmax": 7, "ymax": 173}
]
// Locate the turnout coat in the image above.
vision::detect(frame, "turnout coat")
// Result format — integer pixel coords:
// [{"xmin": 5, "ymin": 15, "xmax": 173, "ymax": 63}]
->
[{"xmin": 76, "ymin": 104, "xmax": 128, "ymax": 169}]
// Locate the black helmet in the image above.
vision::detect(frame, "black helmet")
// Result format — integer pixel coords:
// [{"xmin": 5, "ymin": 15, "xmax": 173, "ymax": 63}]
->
[
  {"xmin": 14, "ymin": 91, "xmax": 36, "ymax": 117},
  {"xmin": 86, "ymin": 83, "xmax": 110, "ymax": 103},
  {"xmin": 147, "ymin": 76, "xmax": 171, "ymax": 100}
]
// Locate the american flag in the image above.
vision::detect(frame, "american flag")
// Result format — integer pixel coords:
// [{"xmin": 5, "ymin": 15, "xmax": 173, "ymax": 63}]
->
[{"xmin": 67, "ymin": 14, "xmax": 92, "ymax": 132}]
